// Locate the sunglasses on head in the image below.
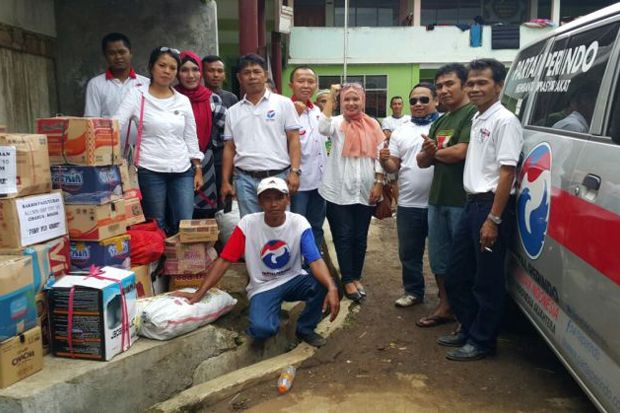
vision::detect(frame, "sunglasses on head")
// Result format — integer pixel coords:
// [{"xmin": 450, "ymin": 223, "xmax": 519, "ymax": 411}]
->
[
  {"xmin": 160, "ymin": 47, "xmax": 180, "ymax": 55},
  {"xmin": 409, "ymin": 96, "xmax": 431, "ymax": 105}
]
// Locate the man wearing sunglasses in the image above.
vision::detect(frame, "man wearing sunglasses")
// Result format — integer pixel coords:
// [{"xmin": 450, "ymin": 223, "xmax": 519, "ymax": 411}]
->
[
  {"xmin": 416, "ymin": 63, "xmax": 477, "ymax": 330},
  {"xmin": 380, "ymin": 83, "xmax": 439, "ymax": 308},
  {"xmin": 85, "ymin": 32, "xmax": 148, "ymax": 151}
]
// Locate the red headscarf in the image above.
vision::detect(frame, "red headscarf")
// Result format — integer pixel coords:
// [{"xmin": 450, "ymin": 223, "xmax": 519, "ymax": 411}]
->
[
  {"xmin": 339, "ymin": 84, "xmax": 385, "ymax": 158},
  {"xmin": 175, "ymin": 50, "xmax": 213, "ymax": 152}
]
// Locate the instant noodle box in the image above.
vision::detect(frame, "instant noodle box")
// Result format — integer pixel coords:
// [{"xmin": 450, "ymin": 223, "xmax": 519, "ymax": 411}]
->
[
  {"xmin": 178, "ymin": 219, "xmax": 219, "ymax": 243},
  {"xmin": 51, "ymin": 165, "xmax": 122, "ymax": 205},
  {"xmin": 70, "ymin": 234, "xmax": 131, "ymax": 272},
  {"xmin": 0, "ymin": 235, "xmax": 71, "ymax": 293},
  {"xmin": 0, "ymin": 134, "xmax": 51, "ymax": 199},
  {"xmin": 0, "ymin": 255, "xmax": 37, "ymax": 341},
  {"xmin": 65, "ymin": 199, "xmax": 126, "ymax": 241},
  {"xmin": 124, "ymin": 196, "xmax": 145, "ymax": 226},
  {"xmin": 119, "ymin": 160, "xmax": 140, "ymax": 199},
  {"xmin": 0, "ymin": 191, "xmax": 67, "ymax": 249},
  {"xmin": 36, "ymin": 117, "xmax": 121, "ymax": 166},
  {"xmin": 0, "ymin": 326, "xmax": 43, "ymax": 388},
  {"xmin": 48, "ymin": 266, "xmax": 137, "ymax": 361},
  {"xmin": 164, "ymin": 234, "xmax": 217, "ymax": 274}
]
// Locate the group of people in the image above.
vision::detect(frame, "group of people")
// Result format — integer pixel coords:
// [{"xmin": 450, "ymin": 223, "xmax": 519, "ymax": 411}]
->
[{"xmin": 84, "ymin": 32, "xmax": 523, "ymax": 360}]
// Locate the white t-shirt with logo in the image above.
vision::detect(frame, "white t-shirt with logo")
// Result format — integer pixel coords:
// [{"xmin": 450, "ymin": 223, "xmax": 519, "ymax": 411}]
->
[
  {"xmin": 382, "ymin": 115, "xmax": 411, "ymax": 132},
  {"xmin": 220, "ymin": 211, "xmax": 321, "ymax": 299},
  {"xmin": 223, "ymin": 91, "xmax": 301, "ymax": 171},
  {"xmin": 389, "ymin": 122, "xmax": 434, "ymax": 208},
  {"xmin": 464, "ymin": 101, "xmax": 523, "ymax": 194},
  {"xmin": 298, "ymin": 104, "xmax": 327, "ymax": 191}
]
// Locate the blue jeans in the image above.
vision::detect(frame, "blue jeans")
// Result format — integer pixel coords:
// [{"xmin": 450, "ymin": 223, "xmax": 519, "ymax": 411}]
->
[
  {"xmin": 247, "ymin": 274, "xmax": 326, "ymax": 340},
  {"xmin": 397, "ymin": 206, "xmax": 428, "ymax": 299},
  {"xmin": 291, "ymin": 189, "xmax": 326, "ymax": 249},
  {"xmin": 233, "ymin": 170, "xmax": 289, "ymax": 218},
  {"xmin": 427, "ymin": 204, "xmax": 465, "ymax": 275},
  {"xmin": 444, "ymin": 199, "xmax": 515, "ymax": 351},
  {"xmin": 325, "ymin": 202, "xmax": 373, "ymax": 284},
  {"xmin": 138, "ymin": 167, "xmax": 194, "ymax": 236}
]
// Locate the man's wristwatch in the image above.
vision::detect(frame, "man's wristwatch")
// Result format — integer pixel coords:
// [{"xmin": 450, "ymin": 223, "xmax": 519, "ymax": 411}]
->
[
  {"xmin": 291, "ymin": 168, "xmax": 302, "ymax": 176},
  {"xmin": 487, "ymin": 213, "xmax": 502, "ymax": 225}
]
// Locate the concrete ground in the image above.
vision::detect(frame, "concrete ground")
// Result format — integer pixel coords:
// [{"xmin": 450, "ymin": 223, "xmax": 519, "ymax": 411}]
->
[{"xmin": 209, "ymin": 218, "xmax": 597, "ymax": 413}]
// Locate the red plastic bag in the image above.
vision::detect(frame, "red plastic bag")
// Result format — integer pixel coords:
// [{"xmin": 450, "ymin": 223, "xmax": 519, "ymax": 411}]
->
[{"xmin": 128, "ymin": 220, "xmax": 166, "ymax": 265}]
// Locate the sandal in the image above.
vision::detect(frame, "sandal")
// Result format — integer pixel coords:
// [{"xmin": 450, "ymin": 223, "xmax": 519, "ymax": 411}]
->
[{"xmin": 415, "ymin": 314, "xmax": 455, "ymax": 328}]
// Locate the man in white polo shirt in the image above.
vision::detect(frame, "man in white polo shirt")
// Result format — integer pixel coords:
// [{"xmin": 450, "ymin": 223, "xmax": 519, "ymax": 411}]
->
[
  {"xmin": 221, "ymin": 54, "xmax": 302, "ymax": 217},
  {"xmin": 440, "ymin": 58, "xmax": 523, "ymax": 361},
  {"xmin": 381, "ymin": 96, "xmax": 411, "ymax": 139},
  {"xmin": 289, "ymin": 66, "xmax": 327, "ymax": 248},
  {"xmin": 380, "ymin": 82, "xmax": 439, "ymax": 308},
  {"xmin": 84, "ymin": 32, "xmax": 148, "ymax": 150}
]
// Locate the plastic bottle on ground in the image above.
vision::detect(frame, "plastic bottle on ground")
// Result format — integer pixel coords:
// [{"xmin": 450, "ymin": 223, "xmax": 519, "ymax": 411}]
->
[{"xmin": 277, "ymin": 366, "xmax": 296, "ymax": 394}]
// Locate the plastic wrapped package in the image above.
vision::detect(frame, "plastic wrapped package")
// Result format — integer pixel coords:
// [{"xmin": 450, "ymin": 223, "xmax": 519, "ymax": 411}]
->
[{"xmin": 136, "ymin": 288, "xmax": 237, "ymax": 340}]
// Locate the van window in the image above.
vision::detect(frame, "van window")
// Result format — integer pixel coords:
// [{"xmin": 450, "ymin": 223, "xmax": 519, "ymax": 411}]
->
[
  {"xmin": 606, "ymin": 74, "xmax": 620, "ymax": 144},
  {"xmin": 528, "ymin": 21, "xmax": 620, "ymax": 134},
  {"xmin": 501, "ymin": 41, "xmax": 548, "ymax": 120}
]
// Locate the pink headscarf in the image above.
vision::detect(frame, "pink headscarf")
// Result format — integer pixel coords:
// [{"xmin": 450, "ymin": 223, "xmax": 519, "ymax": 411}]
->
[
  {"xmin": 175, "ymin": 50, "xmax": 213, "ymax": 152},
  {"xmin": 339, "ymin": 84, "xmax": 385, "ymax": 158}
]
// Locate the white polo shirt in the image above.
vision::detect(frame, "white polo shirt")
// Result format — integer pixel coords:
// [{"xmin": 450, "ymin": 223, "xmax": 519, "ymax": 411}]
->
[
  {"xmin": 115, "ymin": 87, "xmax": 204, "ymax": 173},
  {"xmin": 297, "ymin": 103, "xmax": 327, "ymax": 191},
  {"xmin": 389, "ymin": 122, "xmax": 434, "ymax": 208},
  {"xmin": 224, "ymin": 90, "xmax": 301, "ymax": 171},
  {"xmin": 318, "ymin": 114, "xmax": 384, "ymax": 206},
  {"xmin": 382, "ymin": 114, "xmax": 411, "ymax": 131},
  {"xmin": 463, "ymin": 101, "xmax": 523, "ymax": 195},
  {"xmin": 84, "ymin": 69, "xmax": 149, "ymax": 149}
]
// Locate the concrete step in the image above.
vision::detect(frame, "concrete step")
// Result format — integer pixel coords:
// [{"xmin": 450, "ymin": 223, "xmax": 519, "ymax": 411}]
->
[{"xmin": 0, "ymin": 302, "xmax": 304, "ymax": 413}]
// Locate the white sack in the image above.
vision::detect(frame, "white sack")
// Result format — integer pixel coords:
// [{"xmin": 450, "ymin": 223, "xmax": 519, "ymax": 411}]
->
[
  {"xmin": 137, "ymin": 288, "xmax": 237, "ymax": 340},
  {"xmin": 215, "ymin": 200, "xmax": 240, "ymax": 244}
]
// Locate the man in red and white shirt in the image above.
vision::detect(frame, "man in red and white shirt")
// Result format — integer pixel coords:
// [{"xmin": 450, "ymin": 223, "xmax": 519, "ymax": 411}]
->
[
  {"xmin": 84, "ymin": 32, "xmax": 148, "ymax": 150},
  {"xmin": 174, "ymin": 177, "xmax": 340, "ymax": 347}
]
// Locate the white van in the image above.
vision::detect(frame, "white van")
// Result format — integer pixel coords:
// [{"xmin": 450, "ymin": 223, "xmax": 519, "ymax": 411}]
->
[{"xmin": 502, "ymin": 4, "xmax": 620, "ymax": 412}]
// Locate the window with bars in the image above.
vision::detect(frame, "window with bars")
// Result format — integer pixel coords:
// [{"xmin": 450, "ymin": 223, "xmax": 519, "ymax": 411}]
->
[{"xmin": 318, "ymin": 74, "xmax": 388, "ymax": 118}]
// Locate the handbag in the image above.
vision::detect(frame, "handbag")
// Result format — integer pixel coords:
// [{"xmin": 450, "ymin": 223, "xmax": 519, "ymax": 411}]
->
[{"xmin": 373, "ymin": 184, "xmax": 394, "ymax": 220}]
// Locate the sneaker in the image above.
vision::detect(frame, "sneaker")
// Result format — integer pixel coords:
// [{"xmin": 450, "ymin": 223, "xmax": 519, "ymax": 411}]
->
[
  {"xmin": 394, "ymin": 295, "xmax": 422, "ymax": 307},
  {"xmin": 296, "ymin": 331, "xmax": 327, "ymax": 348}
]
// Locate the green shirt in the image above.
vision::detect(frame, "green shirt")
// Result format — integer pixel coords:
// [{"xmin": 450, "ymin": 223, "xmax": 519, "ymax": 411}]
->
[{"xmin": 428, "ymin": 103, "xmax": 477, "ymax": 207}]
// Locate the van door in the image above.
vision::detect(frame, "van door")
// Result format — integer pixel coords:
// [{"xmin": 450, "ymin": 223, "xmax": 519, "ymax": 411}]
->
[{"xmin": 511, "ymin": 18, "xmax": 620, "ymax": 413}]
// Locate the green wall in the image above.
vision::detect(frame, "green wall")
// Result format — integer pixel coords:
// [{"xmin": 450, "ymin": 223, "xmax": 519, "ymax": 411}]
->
[{"xmin": 282, "ymin": 63, "xmax": 420, "ymax": 116}]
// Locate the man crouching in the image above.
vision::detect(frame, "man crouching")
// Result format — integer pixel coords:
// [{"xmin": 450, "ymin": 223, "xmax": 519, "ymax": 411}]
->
[{"xmin": 173, "ymin": 177, "xmax": 340, "ymax": 347}]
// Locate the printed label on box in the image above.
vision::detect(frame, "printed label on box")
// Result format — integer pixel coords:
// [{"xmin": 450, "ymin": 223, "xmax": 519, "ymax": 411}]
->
[
  {"xmin": 0, "ymin": 146, "xmax": 17, "ymax": 194},
  {"xmin": 16, "ymin": 193, "xmax": 67, "ymax": 246}
]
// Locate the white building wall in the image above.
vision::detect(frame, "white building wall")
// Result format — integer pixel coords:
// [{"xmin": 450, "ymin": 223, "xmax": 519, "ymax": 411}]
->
[{"xmin": 289, "ymin": 25, "xmax": 554, "ymax": 66}]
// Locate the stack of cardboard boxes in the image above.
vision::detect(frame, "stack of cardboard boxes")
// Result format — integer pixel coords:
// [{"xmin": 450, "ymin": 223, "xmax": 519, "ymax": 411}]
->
[
  {"xmin": 37, "ymin": 117, "xmax": 131, "ymax": 273},
  {"xmin": 0, "ymin": 133, "xmax": 70, "ymax": 388},
  {"xmin": 165, "ymin": 219, "xmax": 219, "ymax": 290}
]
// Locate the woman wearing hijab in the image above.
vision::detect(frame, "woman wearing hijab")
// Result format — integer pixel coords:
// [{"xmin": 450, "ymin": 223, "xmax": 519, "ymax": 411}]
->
[
  {"xmin": 116, "ymin": 46, "xmax": 204, "ymax": 236},
  {"xmin": 318, "ymin": 83, "xmax": 385, "ymax": 303},
  {"xmin": 175, "ymin": 50, "xmax": 226, "ymax": 218}
]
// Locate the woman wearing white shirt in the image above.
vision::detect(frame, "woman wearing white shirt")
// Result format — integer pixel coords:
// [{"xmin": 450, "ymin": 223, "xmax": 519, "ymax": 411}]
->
[
  {"xmin": 319, "ymin": 83, "xmax": 385, "ymax": 303},
  {"xmin": 116, "ymin": 47, "xmax": 204, "ymax": 235}
]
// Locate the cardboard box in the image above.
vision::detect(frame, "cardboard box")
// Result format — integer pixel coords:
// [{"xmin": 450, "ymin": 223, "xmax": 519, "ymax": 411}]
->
[
  {"xmin": 168, "ymin": 273, "xmax": 207, "ymax": 291},
  {"xmin": 36, "ymin": 117, "xmax": 120, "ymax": 166},
  {"xmin": 35, "ymin": 292, "xmax": 51, "ymax": 354},
  {"xmin": 0, "ymin": 125, "xmax": 6, "ymax": 133},
  {"xmin": 0, "ymin": 326, "xmax": 43, "ymax": 388},
  {"xmin": 0, "ymin": 191, "xmax": 67, "ymax": 249},
  {"xmin": 164, "ymin": 234, "xmax": 217, "ymax": 274},
  {"xmin": 179, "ymin": 219, "xmax": 219, "ymax": 243},
  {"xmin": 0, "ymin": 256, "xmax": 37, "ymax": 341},
  {"xmin": 124, "ymin": 196, "xmax": 145, "ymax": 226},
  {"xmin": 132, "ymin": 264, "xmax": 154, "ymax": 298},
  {"xmin": 0, "ymin": 235, "xmax": 71, "ymax": 293},
  {"xmin": 70, "ymin": 234, "xmax": 130, "ymax": 271},
  {"xmin": 119, "ymin": 160, "xmax": 140, "ymax": 198},
  {"xmin": 66, "ymin": 199, "xmax": 126, "ymax": 241},
  {"xmin": 0, "ymin": 134, "xmax": 51, "ymax": 199},
  {"xmin": 51, "ymin": 165, "xmax": 122, "ymax": 205},
  {"xmin": 49, "ymin": 267, "xmax": 137, "ymax": 361}
]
